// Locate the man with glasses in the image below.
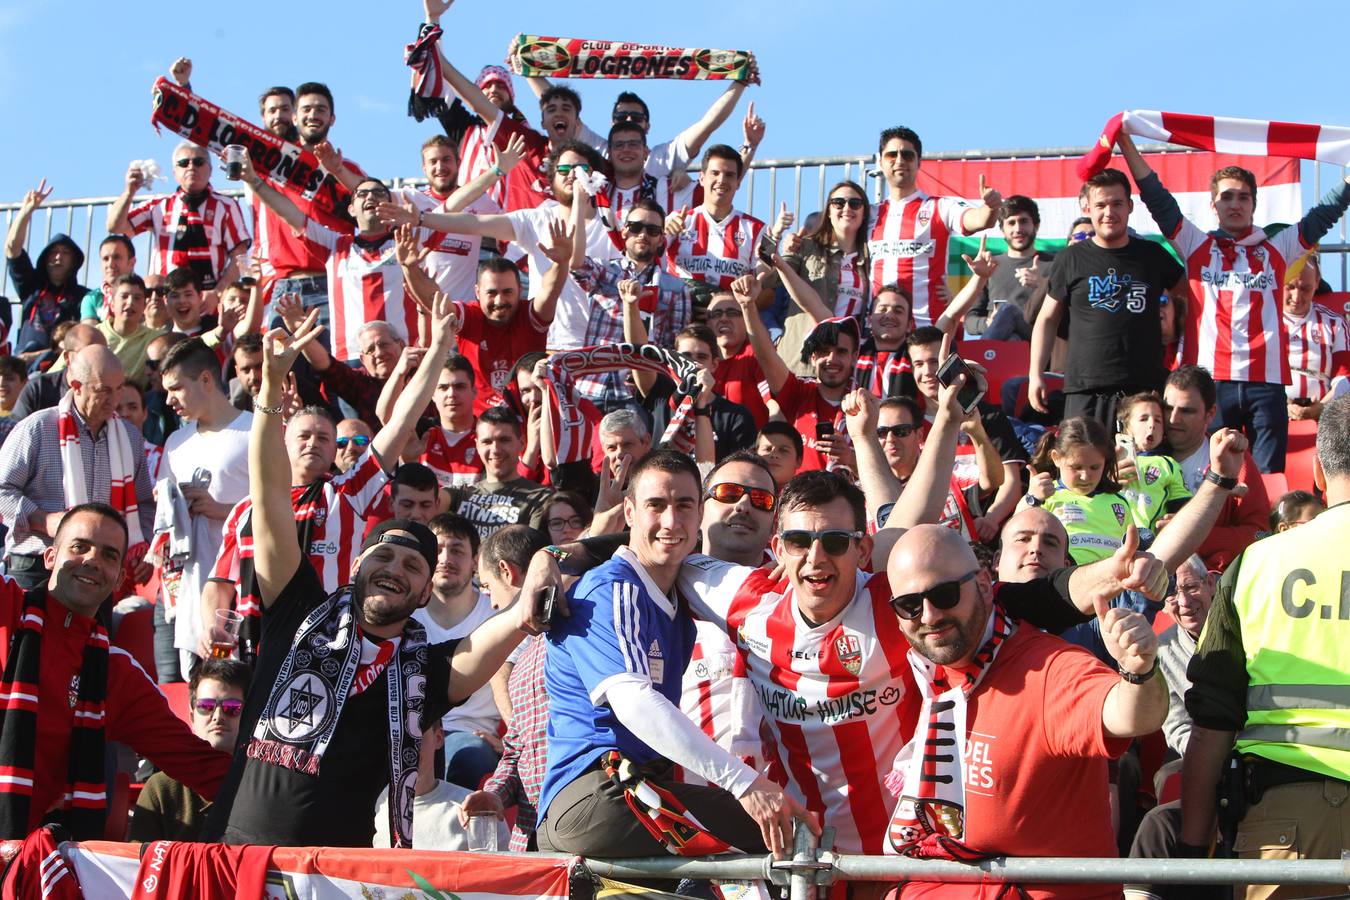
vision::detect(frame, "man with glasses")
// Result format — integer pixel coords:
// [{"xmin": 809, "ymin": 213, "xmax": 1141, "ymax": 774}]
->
[
  {"xmin": 335, "ymin": 419, "xmax": 374, "ymax": 473},
  {"xmin": 570, "ymin": 196, "xmax": 690, "ymax": 408},
  {"xmin": 109, "ymin": 141, "xmax": 250, "ymax": 297},
  {"xmin": 869, "ymin": 126, "xmax": 1002, "ymax": 328},
  {"xmin": 130, "ymin": 658, "xmax": 252, "ymax": 841},
  {"xmin": 881, "ymin": 525, "xmax": 1165, "ymax": 883}
]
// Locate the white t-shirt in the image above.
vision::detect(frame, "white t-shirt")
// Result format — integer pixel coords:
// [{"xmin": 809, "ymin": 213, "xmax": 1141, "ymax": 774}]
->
[
  {"xmin": 577, "ymin": 122, "xmax": 692, "ymax": 179},
  {"xmin": 372, "ymin": 778, "xmax": 508, "ymax": 850},
  {"xmin": 414, "ymin": 592, "xmax": 502, "ymax": 735},
  {"xmin": 506, "ymin": 201, "xmax": 620, "ymax": 349},
  {"xmin": 165, "ymin": 410, "xmax": 254, "ymax": 653},
  {"xmin": 396, "ymin": 186, "xmax": 502, "ymax": 302},
  {"xmin": 1179, "ymin": 442, "xmax": 1209, "ymax": 493}
]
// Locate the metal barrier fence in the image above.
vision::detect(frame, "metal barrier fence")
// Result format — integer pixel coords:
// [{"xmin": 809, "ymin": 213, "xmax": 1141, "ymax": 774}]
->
[{"xmin": 3, "ymin": 146, "xmax": 1348, "ymax": 305}]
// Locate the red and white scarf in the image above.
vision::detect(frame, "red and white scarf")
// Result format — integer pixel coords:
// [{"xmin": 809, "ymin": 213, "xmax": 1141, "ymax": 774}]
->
[
  {"xmin": 57, "ymin": 392, "xmax": 148, "ymax": 558},
  {"xmin": 507, "ymin": 34, "xmax": 759, "ymax": 84},
  {"xmin": 542, "ymin": 343, "xmax": 702, "ymax": 464},
  {"xmin": 1079, "ymin": 110, "xmax": 1350, "ymax": 180},
  {"xmin": 885, "ymin": 607, "xmax": 1015, "ymax": 861}
]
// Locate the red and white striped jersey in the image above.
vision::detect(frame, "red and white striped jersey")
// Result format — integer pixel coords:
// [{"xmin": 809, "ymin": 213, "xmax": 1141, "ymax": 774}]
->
[
  {"xmin": 457, "ymin": 119, "xmax": 508, "ymax": 209},
  {"xmin": 246, "ymin": 157, "xmax": 366, "ymax": 281},
  {"xmin": 834, "ymin": 251, "xmax": 867, "ymax": 318},
  {"xmin": 397, "ymin": 186, "xmax": 501, "ymax": 302},
  {"xmin": 1170, "ymin": 220, "xmax": 1305, "ymax": 384},
  {"xmin": 678, "ymin": 557, "xmax": 920, "ymax": 854},
  {"xmin": 1285, "ymin": 305, "xmax": 1347, "ymax": 401},
  {"xmin": 126, "ymin": 188, "xmax": 250, "ymax": 287},
  {"xmin": 302, "ymin": 219, "xmax": 431, "ymax": 362},
  {"xmin": 210, "ymin": 447, "xmax": 389, "ymax": 603},
  {"xmin": 666, "ymin": 207, "xmax": 766, "ymax": 291},
  {"xmin": 867, "ymin": 191, "xmax": 972, "ymax": 327},
  {"xmin": 420, "ymin": 425, "xmax": 485, "ymax": 489},
  {"xmin": 679, "ymin": 619, "xmax": 764, "ymax": 784},
  {"xmin": 600, "ymin": 177, "xmax": 698, "ymax": 226}
]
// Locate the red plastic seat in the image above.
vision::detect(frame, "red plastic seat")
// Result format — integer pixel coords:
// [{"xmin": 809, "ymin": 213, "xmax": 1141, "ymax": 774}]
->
[
  {"xmin": 111, "ymin": 607, "xmax": 156, "ymax": 683},
  {"xmin": 1284, "ymin": 419, "xmax": 1320, "ymax": 493},
  {"xmin": 955, "ymin": 340, "xmax": 1030, "ymax": 402},
  {"xmin": 159, "ymin": 681, "xmax": 193, "ymax": 727},
  {"xmin": 1259, "ymin": 471, "xmax": 1289, "ymax": 502}
]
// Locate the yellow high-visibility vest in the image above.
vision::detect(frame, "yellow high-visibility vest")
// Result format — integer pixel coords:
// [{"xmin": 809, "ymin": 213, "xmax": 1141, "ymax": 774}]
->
[{"xmin": 1229, "ymin": 504, "xmax": 1350, "ymax": 780}]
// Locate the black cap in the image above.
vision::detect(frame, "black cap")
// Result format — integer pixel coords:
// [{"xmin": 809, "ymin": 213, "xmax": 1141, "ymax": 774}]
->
[{"xmin": 361, "ymin": 518, "xmax": 438, "ymax": 572}]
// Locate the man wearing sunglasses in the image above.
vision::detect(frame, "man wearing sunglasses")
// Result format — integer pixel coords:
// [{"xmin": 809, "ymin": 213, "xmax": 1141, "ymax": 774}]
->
[
  {"xmin": 882, "ymin": 524, "xmax": 1166, "ymax": 887},
  {"xmin": 131, "ymin": 658, "xmax": 251, "ymax": 841},
  {"xmin": 335, "ymin": 419, "xmax": 375, "ymax": 473},
  {"xmin": 109, "ymin": 141, "xmax": 250, "ymax": 297},
  {"xmin": 869, "ymin": 126, "xmax": 1002, "ymax": 328}
]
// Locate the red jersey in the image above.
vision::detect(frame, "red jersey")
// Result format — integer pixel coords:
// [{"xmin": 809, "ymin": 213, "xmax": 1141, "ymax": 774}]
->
[
  {"xmin": 666, "ymin": 207, "xmax": 766, "ymax": 290},
  {"xmin": 678, "ymin": 559, "xmax": 920, "ymax": 854},
  {"xmin": 770, "ymin": 372, "xmax": 849, "ymax": 473},
  {"xmin": 678, "ymin": 619, "xmax": 765, "ymax": 783},
  {"xmin": 0, "ymin": 583, "xmax": 231, "ymax": 833},
  {"xmin": 895, "ymin": 627, "xmax": 1127, "ymax": 900},
  {"xmin": 420, "ymin": 426, "xmax": 484, "ymax": 489},
  {"xmin": 714, "ymin": 341, "xmax": 769, "ymax": 428},
  {"xmin": 454, "ymin": 300, "xmax": 549, "ymax": 414},
  {"xmin": 867, "ymin": 191, "xmax": 972, "ymax": 327},
  {"xmin": 247, "ymin": 158, "xmax": 365, "ymax": 280},
  {"xmin": 126, "ymin": 188, "xmax": 249, "ymax": 288}
]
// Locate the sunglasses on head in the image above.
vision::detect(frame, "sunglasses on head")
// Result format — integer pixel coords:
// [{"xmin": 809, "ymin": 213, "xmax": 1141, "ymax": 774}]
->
[
  {"xmin": 175, "ymin": 157, "xmax": 208, "ymax": 169},
  {"xmin": 624, "ymin": 221, "xmax": 664, "ymax": 238},
  {"xmin": 779, "ymin": 529, "xmax": 862, "ymax": 556},
  {"xmin": 889, "ymin": 569, "xmax": 979, "ymax": 620},
  {"xmin": 876, "ymin": 423, "xmax": 917, "ymax": 440},
  {"xmin": 336, "ymin": 434, "xmax": 371, "ymax": 449},
  {"xmin": 883, "ymin": 149, "xmax": 918, "ymax": 163},
  {"xmin": 555, "ymin": 163, "xmax": 591, "ymax": 175},
  {"xmin": 828, "ymin": 197, "xmax": 865, "ymax": 211},
  {"xmin": 193, "ymin": 698, "xmax": 243, "ymax": 717},
  {"xmin": 706, "ymin": 482, "xmax": 776, "ymax": 512}
]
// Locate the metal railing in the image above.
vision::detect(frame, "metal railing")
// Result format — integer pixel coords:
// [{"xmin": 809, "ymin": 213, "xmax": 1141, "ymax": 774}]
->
[{"xmin": 3, "ymin": 145, "xmax": 1347, "ymax": 306}]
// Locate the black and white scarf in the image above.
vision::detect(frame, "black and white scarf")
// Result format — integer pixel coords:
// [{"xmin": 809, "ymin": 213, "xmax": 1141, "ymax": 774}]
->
[
  {"xmin": 0, "ymin": 591, "xmax": 110, "ymax": 840},
  {"xmin": 243, "ymin": 586, "xmax": 427, "ymax": 848}
]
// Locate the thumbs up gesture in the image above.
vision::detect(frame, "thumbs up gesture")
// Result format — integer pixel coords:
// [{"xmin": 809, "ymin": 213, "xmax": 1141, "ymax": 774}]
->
[
  {"xmin": 1092, "ymin": 525, "xmax": 1162, "ymax": 675},
  {"xmin": 772, "ymin": 201, "xmax": 794, "ymax": 239},
  {"xmin": 1014, "ymin": 255, "xmax": 1044, "ymax": 290}
]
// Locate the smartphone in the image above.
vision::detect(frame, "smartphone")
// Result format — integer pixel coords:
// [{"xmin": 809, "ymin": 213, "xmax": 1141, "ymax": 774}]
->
[
  {"xmin": 1115, "ymin": 433, "xmax": 1138, "ymax": 475},
  {"xmin": 815, "ymin": 421, "xmax": 835, "ymax": 442},
  {"xmin": 935, "ymin": 354, "xmax": 985, "ymax": 414},
  {"xmin": 535, "ymin": 586, "xmax": 557, "ymax": 628},
  {"xmin": 1292, "ymin": 397, "xmax": 1313, "ymax": 407},
  {"xmin": 757, "ymin": 235, "xmax": 777, "ymax": 268}
]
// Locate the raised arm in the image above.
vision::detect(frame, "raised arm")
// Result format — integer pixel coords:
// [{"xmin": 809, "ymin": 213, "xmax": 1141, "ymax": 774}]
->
[
  {"xmin": 106, "ymin": 168, "xmax": 144, "ymax": 237},
  {"xmin": 1028, "ymin": 293, "xmax": 1065, "ymax": 413},
  {"xmin": 731, "ymin": 272, "xmax": 789, "ymax": 394},
  {"xmin": 424, "ymin": 0, "xmax": 505, "ymax": 124},
  {"xmin": 274, "ymin": 290, "xmax": 335, "ymax": 373},
  {"xmin": 373, "ymin": 346, "xmax": 426, "ymax": 436},
  {"xmin": 377, "ymin": 200, "xmax": 516, "ymax": 243},
  {"xmin": 534, "ymin": 216, "xmax": 574, "ymax": 326},
  {"xmin": 674, "ymin": 81, "xmax": 749, "ymax": 161},
  {"xmin": 251, "ymin": 311, "xmax": 325, "ymax": 605},
  {"xmin": 444, "ymin": 133, "xmax": 524, "ymax": 212},
  {"xmin": 769, "ymin": 252, "xmax": 831, "ymax": 323},
  {"xmin": 6, "ymin": 180, "xmax": 52, "ymax": 260},
  {"xmin": 959, "ymin": 174, "xmax": 1001, "ymax": 234},
  {"xmin": 1116, "ymin": 132, "xmax": 1186, "ymax": 238},
  {"xmin": 933, "ymin": 236, "xmax": 997, "ymax": 337},
  {"xmin": 372, "ymin": 294, "xmax": 460, "ymax": 465},
  {"xmin": 393, "ymin": 225, "xmax": 437, "ymax": 314},
  {"xmin": 1148, "ymin": 429, "xmax": 1247, "ymax": 571},
  {"xmin": 843, "ymin": 389, "xmax": 901, "ymax": 524},
  {"xmin": 619, "ymin": 279, "xmax": 658, "ymax": 395},
  {"xmin": 239, "ymin": 151, "xmax": 307, "ymax": 234}
]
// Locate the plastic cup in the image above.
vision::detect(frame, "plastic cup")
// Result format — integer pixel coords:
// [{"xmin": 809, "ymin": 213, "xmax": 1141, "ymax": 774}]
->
[
  {"xmin": 466, "ymin": 814, "xmax": 499, "ymax": 852},
  {"xmin": 211, "ymin": 609, "xmax": 244, "ymax": 659},
  {"xmin": 223, "ymin": 145, "xmax": 247, "ymax": 181}
]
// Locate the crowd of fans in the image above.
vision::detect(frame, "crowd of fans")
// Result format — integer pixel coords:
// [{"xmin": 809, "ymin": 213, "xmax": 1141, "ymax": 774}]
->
[{"xmin": 4, "ymin": 4, "xmax": 1350, "ymax": 898}]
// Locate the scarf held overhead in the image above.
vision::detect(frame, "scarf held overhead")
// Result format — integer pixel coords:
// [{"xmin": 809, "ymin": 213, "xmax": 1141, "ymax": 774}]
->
[
  {"xmin": 1079, "ymin": 110, "xmax": 1350, "ymax": 180},
  {"xmin": 542, "ymin": 343, "xmax": 701, "ymax": 464},
  {"xmin": 149, "ymin": 77, "xmax": 349, "ymax": 228},
  {"xmin": 508, "ymin": 34, "xmax": 758, "ymax": 84}
]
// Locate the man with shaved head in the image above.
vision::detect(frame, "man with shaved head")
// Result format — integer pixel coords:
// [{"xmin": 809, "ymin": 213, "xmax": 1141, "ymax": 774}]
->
[
  {"xmin": 11, "ymin": 322, "xmax": 107, "ymax": 420},
  {"xmin": 884, "ymin": 525, "xmax": 1166, "ymax": 893},
  {"xmin": 0, "ymin": 345, "xmax": 154, "ymax": 588},
  {"xmin": 996, "ymin": 506, "xmax": 1070, "ymax": 583}
]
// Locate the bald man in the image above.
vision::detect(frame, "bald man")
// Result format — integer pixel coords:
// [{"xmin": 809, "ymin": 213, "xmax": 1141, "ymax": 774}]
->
[
  {"xmin": 0, "ymin": 346, "xmax": 154, "ymax": 587},
  {"xmin": 883, "ymin": 525, "xmax": 1167, "ymax": 893},
  {"xmin": 11, "ymin": 322, "xmax": 108, "ymax": 420},
  {"xmin": 996, "ymin": 506, "xmax": 1070, "ymax": 583}
]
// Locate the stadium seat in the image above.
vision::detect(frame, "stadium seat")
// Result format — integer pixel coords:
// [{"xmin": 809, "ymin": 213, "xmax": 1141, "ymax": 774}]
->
[
  {"xmin": 955, "ymin": 340, "xmax": 1030, "ymax": 402},
  {"xmin": 111, "ymin": 607, "xmax": 156, "ymax": 683},
  {"xmin": 1315, "ymin": 291, "xmax": 1350, "ymax": 319},
  {"xmin": 1284, "ymin": 419, "xmax": 1320, "ymax": 493},
  {"xmin": 1260, "ymin": 471, "xmax": 1289, "ymax": 502},
  {"xmin": 159, "ymin": 681, "xmax": 193, "ymax": 727}
]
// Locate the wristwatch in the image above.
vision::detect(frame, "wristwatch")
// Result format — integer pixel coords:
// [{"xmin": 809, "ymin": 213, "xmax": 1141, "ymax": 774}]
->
[
  {"xmin": 1204, "ymin": 468, "xmax": 1239, "ymax": 491},
  {"xmin": 1118, "ymin": 658, "xmax": 1158, "ymax": 684},
  {"xmin": 693, "ymin": 406, "xmax": 713, "ymax": 418},
  {"xmin": 1022, "ymin": 494, "xmax": 1043, "ymax": 508}
]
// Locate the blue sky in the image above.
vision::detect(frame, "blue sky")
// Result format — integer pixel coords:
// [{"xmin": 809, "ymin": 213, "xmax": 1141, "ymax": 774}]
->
[{"xmin": 2, "ymin": 0, "xmax": 1348, "ymax": 283}]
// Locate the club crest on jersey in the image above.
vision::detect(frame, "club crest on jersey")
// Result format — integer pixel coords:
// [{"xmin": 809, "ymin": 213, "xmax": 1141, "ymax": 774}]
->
[
  {"xmin": 834, "ymin": 634, "xmax": 863, "ymax": 675},
  {"xmin": 465, "ymin": 447, "xmax": 476, "ymax": 463},
  {"xmin": 916, "ymin": 209, "xmax": 932, "ymax": 230},
  {"xmin": 1144, "ymin": 467, "xmax": 1159, "ymax": 485},
  {"xmin": 1112, "ymin": 503, "xmax": 1127, "ymax": 525}
]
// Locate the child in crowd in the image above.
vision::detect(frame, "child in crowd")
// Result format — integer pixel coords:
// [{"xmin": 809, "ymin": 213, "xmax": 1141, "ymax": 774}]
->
[
  {"xmin": 755, "ymin": 421, "xmax": 803, "ymax": 490},
  {"xmin": 1269, "ymin": 489, "xmax": 1325, "ymax": 533},
  {"xmin": 1115, "ymin": 391, "xmax": 1191, "ymax": 544},
  {"xmin": 1024, "ymin": 416, "xmax": 1132, "ymax": 563}
]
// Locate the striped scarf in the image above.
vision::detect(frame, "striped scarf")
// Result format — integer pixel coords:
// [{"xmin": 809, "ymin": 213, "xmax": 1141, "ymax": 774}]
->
[
  {"xmin": 542, "ymin": 343, "xmax": 701, "ymax": 464},
  {"xmin": 886, "ymin": 607, "xmax": 1015, "ymax": 861},
  {"xmin": 405, "ymin": 24, "xmax": 451, "ymax": 121},
  {"xmin": 1079, "ymin": 110, "xmax": 1350, "ymax": 180},
  {"xmin": 0, "ymin": 591, "xmax": 110, "ymax": 840},
  {"xmin": 56, "ymin": 392, "xmax": 148, "ymax": 559},
  {"xmin": 599, "ymin": 751, "xmax": 735, "ymax": 856}
]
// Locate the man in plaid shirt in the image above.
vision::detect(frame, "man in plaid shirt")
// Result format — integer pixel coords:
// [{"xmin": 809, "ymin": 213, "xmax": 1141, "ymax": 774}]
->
[
  {"xmin": 461, "ymin": 524, "xmax": 550, "ymax": 850},
  {"xmin": 570, "ymin": 197, "xmax": 690, "ymax": 409}
]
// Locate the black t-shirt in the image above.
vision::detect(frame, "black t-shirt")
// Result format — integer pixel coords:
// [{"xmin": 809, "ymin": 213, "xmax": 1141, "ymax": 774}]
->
[
  {"xmin": 1048, "ymin": 238, "xmax": 1183, "ymax": 394},
  {"xmin": 204, "ymin": 562, "xmax": 456, "ymax": 847},
  {"xmin": 642, "ymin": 374, "xmax": 758, "ymax": 462}
]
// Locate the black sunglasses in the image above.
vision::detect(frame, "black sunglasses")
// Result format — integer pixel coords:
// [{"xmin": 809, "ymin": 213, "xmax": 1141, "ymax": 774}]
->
[
  {"xmin": 145, "ymin": 358, "xmax": 163, "ymax": 372},
  {"xmin": 336, "ymin": 435, "xmax": 371, "ymax": 449},
  {"xmin": 877, "ymin": 424, "xmax": 917, "ymax": 440},
  {"xmin": 779, "ymin": 529, "xmax": 862, "ymax": 557},
  {"xmin": 175, "ymin": 157, "xmax": 208, "ymax": 168},
  {"xmin": 705, "ymin": 307, "xmax": 742, "ymax": 321},
  {"xmin": 624, "ymin": 221, "xmax": 664, "ymax": 238},
  {"xmin": 828, "ymin": 197, "xmax": 865, "ymax": 211},
  {"xmin": 889, "ymin": 570, "xmax": 979, "ymax": 620},
  {"xmin": 706, "ymin": 482, "xmax": 776, "ymax": 512}
]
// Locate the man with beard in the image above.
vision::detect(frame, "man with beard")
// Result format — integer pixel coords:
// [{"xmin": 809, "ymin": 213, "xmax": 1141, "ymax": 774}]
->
[
  {"xmin": 204, "ymin": 309, "xmax": 535, "ymax": 848},
  {"xmin": 570, "ymin": 197, "xmax": 691, "ymax": 408},
  {"xmin": 335, "ymin": 419, "xmax": 375, "ymax": 473},
  {"xmin": 109, "ymin": 141, "xmax": 249, "ymax": 296},
  {"xmin": 855, "ymin": 286, "xmax": 914, "ymax": 399},
  {"xmin": 736, "ymin": 275, "xmax": 859, "ymax": 473},
  {"xmin": 965, "ymin": 195, "xmax": 1055, "ymax": 340},
  {"xmin": 447, "ymin": 409, "xmax": 551, "ymax": 542},
  {"xmin": 881, "ymin": 526, "xmax": 1165, "ymax": 896}
]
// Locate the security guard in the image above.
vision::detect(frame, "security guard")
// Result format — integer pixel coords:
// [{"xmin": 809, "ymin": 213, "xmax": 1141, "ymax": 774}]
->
[{"xmin": 1181, "ymin": 395, "xmax": 1350, "ymax": 900}]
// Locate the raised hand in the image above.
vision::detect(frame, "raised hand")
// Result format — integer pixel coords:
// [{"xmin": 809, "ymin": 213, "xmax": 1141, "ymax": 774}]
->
[
  {"xmin": 978, "ymin": 174, "xmax": 1002, "ymax": 211},
  {"xmin": 1028, "ymin": 470, "xmax": 1056, "ymax": 500},
  {"xmin": 1013, "ymin": 255, "xmax": 1043, "ymax": 290},
  {"xmin": 394, "ymin": 223, "xmax": 423, "ymax": 269},
  {"xmin": 617, "ymin": 278, "xmax": 642, "ymax": 306},
  {"xmin": 772, "ymin": 201, "xmax": 793, "ymax": 238},
  {"xmin": 273, "ymin": 291, "xmax": 307, "ymax": 332},
  {"xmin": 311, "ymin": 140, "xmax": 344, "ymax": 177},
  {"xmin": 423, "ymin": 0, "xmax": 453, "ymax": 21},
  {"xmin": 1104, "ymin": 525, "xmax": 1170, "ymax": 609},
  {"xmin": 376, "ymin": 200, "xmax": 418, "ymax": 229},
  {"xmin": 694, "ymin": 368, "xmax": 716, "ymax": 409},
  {"xmin": 22, "ymin": 179, "xmax": 53, "ymax": 214},
  {"xmin": 429, "ymin": 290, "xmax": 460, "ymax": 341},
  {"xmin": 496, "ymin": 132, "xmax": 527, "ymax": 174},
  {"xmin": 665, "ymin": 207, "xmax": 689, "ymax": 238},
  {"xmin": 841, "ymin": 387, "xmax": 879, "ymax": 436},
  {"xmin": 169, "ymin": 56, "xmax": 193, "ymax": 87},
  {"xmin": 262, "ymin": 308, "xmax": 322, "ymax": 381},
  {"xmin": 730, "ymin": 272, "xmax": 761, "ymax": 308},
  {"xmin": 1208, "ymin": 427, "xmax": 1248, "ymax": 479},
  {"xmin": 783, "ymin": 229, "xmax": 804, "ymax": 255},
  {"xmin": 280, "ymin": 372, "xmax": 304, "ymax": 420},
  {"xmin": 742, "ymin": 101, "xmax": 766, "ymax": 149},
  {"xmin": 540, "ymin": 217, "xmax": 574, "ymax": 267},
  {"xmin": 124, "ymin": 162, "xmax": 146, "ymax": 195},
  {"xmin": 961, "ymin": 234, "xmax": 997, "ymax": 279}
]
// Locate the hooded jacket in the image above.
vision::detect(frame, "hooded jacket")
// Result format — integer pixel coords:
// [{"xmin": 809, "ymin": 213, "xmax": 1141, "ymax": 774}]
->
[{"xmin": 5, "ymin": 234, "xmax": 87, "ymax": 357}]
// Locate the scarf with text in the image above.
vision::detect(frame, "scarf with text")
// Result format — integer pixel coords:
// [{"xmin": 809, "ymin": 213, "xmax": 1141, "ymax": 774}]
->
[
  {"xmin": 244, "ymin": 586, "xmax": 426, "ymax": 848},
  {"xmin": 1079, "ymin": 110, "xmax": 1350, "ymax": 180},
  {"xmin": 507, "ymin": 35, "xmax": 759, "ymax": 84},
  {"xmin": 0, "ymin": 591, "xmax": 110, "ymax": 840},
  {"xmin": 149, "ymin": 77, "xmax": 352, "ymax": 230},
  {"xmin": 886, "ymin": 606, "xmax": 1015, "ymax": 861},
  {"xmin": 600, "ymin": 750, "xmax": 734, "ymax": 855},
  {"xmin": 542, "ymin": 343, "xmax": 702, "ymax": 464},
  {"xmin": 57, "ymin": 391, "xmax": 148, "ymax": 560}
]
